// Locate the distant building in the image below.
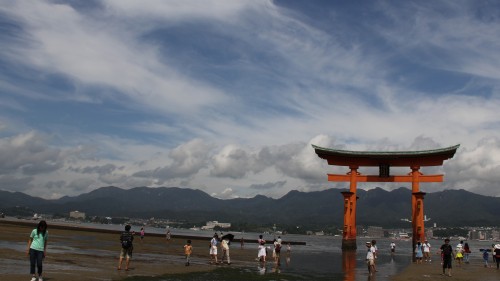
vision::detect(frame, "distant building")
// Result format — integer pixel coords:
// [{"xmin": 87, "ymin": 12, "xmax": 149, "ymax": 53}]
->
[
  {"xmin": 69, "ymin": 211, "xmax": 86, "ymax": 220},
  {"xmin": 366, "ymin": 226, "xmax": 384, "ymax": 238},
  {"xmin": 201, "ymin": 221, "xmax": 231, "ymax": 230},
  {"xmin": 425, "ymin": 228, "xmax": 433, "ymax": 239},
  {"xmin": 492, "ymin": 229, "xmax": 499, "ymax": 240}
]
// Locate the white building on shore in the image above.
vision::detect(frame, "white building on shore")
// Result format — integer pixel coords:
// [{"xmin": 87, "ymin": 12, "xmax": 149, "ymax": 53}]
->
[{"xmin": 201, "ymin": 221, "xmax": 231, "ymax": 230}]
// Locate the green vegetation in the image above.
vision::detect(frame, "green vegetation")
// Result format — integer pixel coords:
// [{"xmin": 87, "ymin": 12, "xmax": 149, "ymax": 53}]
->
[{"xmin": 432, "ymin": 228, "xmax": 469, "ymax": 238}]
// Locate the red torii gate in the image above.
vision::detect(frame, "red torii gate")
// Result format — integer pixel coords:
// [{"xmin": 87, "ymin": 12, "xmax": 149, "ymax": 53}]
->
[{"xmin": 313, "ymin": 144, "xmax": 459, "ymax": 251}]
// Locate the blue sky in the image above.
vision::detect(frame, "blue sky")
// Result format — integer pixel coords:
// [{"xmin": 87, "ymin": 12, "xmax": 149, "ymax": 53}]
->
[{"xmin": 1, "ymin": 0, "xmax": 500, "ymax": 199}]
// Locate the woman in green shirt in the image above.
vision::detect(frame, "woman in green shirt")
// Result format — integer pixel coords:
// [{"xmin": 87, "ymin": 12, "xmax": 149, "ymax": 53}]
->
[{"xmin": 27, "ymin": 220, "xmax": 48, "ymax": 281}]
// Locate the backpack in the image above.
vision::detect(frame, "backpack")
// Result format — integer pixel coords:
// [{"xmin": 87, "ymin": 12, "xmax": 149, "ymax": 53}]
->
[{"xmin": 121, "ymin": 232, "xmax": 133, "ymax": 249}]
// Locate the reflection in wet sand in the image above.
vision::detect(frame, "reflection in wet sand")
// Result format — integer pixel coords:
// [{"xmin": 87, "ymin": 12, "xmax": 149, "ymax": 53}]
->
[{"xmin": 342, "ymin": 250, "xmax": 356, "ymax": 281}]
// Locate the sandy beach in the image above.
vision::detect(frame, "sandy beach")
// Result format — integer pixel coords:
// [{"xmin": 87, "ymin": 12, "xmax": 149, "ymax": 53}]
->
[
  {"xmin": 390, "ymin": 252, "xmax": 500, "ymax": 281},
  {"xmin": 0, "ymin": 219, "xmax": 260, "ymax": 281},
  {"xmin": 2, "ymin": 219, "xmax": 499, "ymax": 281}
]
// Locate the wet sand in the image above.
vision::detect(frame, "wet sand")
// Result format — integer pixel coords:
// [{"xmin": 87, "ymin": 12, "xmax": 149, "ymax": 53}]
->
[
  {"xmin": 0, "ymin": 220, "xmax": 259, "ymax": 281},
  {"xmin": 391, "ymin": 257, "xmax": 500, "ymax": 281},
  {"xmin": 3, "ymin": 219, "xmax": 499, "ymax": 281}
]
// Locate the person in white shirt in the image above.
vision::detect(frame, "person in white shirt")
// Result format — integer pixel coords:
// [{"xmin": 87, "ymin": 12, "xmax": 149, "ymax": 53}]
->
[
  {"xmin": 366, "ymin": 241, "xmax": 376, "ymax": 275},
  {"xmin": 423, "ymin": 240, "xmax": 431, "ymax": 262}
]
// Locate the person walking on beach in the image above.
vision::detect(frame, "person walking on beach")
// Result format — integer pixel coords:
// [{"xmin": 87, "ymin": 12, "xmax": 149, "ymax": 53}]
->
[
  {"xmin": 493, "ymin": 244, "xmax": 500, "ymax": 269},
  {"xmin": 27, "ymin": 220, "xmax": 48, "ymax": 281},
  {"xmin": 439, "ymin": 238, "xmax": 453, "ymax": 277},
  {"xmin": 184, "ymin": 240, "xmax": 192, "ymax": 266},
  {"xmin": 463, "ymin": 242, "xmax": 471, "ymax": 263},
  {"xmin": 118, "ymin": 224, "xmax": 134, "ymax": 271},
  {"xmin": 366, "ymin": 241, "xmax": 376, "ymax": 275},
  {"xmin": 492, "ymin": 244, "xmax": 497, "ymax": 265},
  {"xmin": 209, "ymin": 233, "xmax": 219, "ymax": 264},
  {"xmin": 274, "ymin": 238, "xmax": 282, "ymax": 265},
  {"xmin": 455, "ymin": 243, "xmax": 464, "ymax": 267},
  {"xmin": 415, "ymin": 241, "xmax": 423, "ymax": 264},
  {"xmin": 422, "ymin": 240, "xmax": 431, "ymax": 262},
  {"xmin": 166, "ymin": 228, "xmax": 171, "ymax": 242},
  {"xmin": 140, "ymin": 227, "xmax": 145, "ymax": 242},
  {"xmin": 258, "ymin": 235, "xmax": 266, "ymax": 262},
  {"xmin": 390, "ymin": 241, "xmax": 396, "ymax": 256},
  {"xmin": 220, "ymin": 237, "xmax": 231, "ymax": 264},
  {"xmin": 482, "ymin": 248, "xmax": 489, "ymax": 268},
  {"xmin": 371, "ymin": 240, "xmax": 378, "ymax": 272}
]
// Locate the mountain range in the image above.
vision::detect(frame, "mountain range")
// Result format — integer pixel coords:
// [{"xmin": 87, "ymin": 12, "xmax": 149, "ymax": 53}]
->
[{"xmin": 1, "ymin": 186, "xmax": 499, "ymax": 231}]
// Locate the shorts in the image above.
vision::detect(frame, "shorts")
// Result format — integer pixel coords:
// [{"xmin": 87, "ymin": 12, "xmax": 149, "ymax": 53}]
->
[
  {"xmin": 443, "ymin": 256, "xmax": 452, "ymax": 268},
  {"xmin": 210, "ymin": 245, "xmax": 218, "ymax": 255},
  {"xmin": 366, "ymin": 259, "xmax": 374, "ymax": 266},
  {"xmin": 120, "ymin": 247, "xmax": 133, "ymax": 259}
]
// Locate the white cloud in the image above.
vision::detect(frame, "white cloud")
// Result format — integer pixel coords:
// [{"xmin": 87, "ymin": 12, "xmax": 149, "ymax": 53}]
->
[{"xmin": 0, "ymin": 1, "xmax": 500, "ymax": 199}]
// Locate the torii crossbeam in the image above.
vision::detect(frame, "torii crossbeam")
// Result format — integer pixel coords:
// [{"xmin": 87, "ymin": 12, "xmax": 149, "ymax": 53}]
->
[{"xmin": 313, "ymin": 144, "xmax": 459, "ymax": 251}]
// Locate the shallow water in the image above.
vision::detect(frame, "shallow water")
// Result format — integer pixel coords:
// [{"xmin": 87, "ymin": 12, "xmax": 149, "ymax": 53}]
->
[{"xmin": 4, "ymin": 220, "xmax": 495, "ymax": 280}]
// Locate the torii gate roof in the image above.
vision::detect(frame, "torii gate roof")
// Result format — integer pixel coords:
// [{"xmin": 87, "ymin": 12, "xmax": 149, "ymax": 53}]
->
[{"xmin": 312, "ymin": 144, "xmax": 460, "ymax": 167}]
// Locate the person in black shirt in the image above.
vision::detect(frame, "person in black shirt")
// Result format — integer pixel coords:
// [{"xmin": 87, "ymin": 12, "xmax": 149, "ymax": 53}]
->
[
  {"xmin": 440, "ymin": 238, "xmax": 454, "ymax": 277},
  {"xmin": 118, "ymin": 225, "xmax": 134, "ymax": 271}
]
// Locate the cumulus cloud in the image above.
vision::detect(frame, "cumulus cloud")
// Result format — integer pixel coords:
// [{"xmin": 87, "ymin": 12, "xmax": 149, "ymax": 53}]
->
[
  {"xmin": 250, "ymin": 180, "xmax": 286, "ymax": 190},
  {"xmin": 0, "ymin": 1, "xmax": 500, "ymax": 199},
  {"xmin": 133, "ymin": 139, "xmax": 213, "ymax": 183},
  {"xmin": 0, "ymin": 131, "xmax": 63, "ymax": 176}
]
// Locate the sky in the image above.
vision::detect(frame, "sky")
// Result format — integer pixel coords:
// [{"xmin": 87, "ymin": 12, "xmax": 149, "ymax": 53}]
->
[{"xmin": 1, "ymin": 0, "xmax": 500, "ymax": 199}]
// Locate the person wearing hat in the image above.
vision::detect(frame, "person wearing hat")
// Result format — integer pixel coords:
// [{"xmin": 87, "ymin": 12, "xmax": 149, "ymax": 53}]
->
[
  {"xmin": 440, "ymin": 238, "xmax": 454, "ymax": 276},
  {"xmin": 494, "ymin": 244, "xmax": 500, "ymax": 269},
  {"xmin": 366, "ymin": 241, "xmax": 376, "ymax": 275},
  {"xmin": 422, "ymin": 240, "xmax": 431, "ymax": 262}
]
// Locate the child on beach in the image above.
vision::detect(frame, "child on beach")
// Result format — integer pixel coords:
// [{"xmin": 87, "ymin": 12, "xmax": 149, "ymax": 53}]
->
[
  {"xmin": 27, "ymin": 220, "xmax": 48, "ymax": 281},
  {"xmin": 184, "ymin": 240, "xmax": 192, "ymax": 266},
  {"xmin": 118, "ymin": 225, "xmax": 134, "ymax": 271},
  {"xmin": 140, "ymin": 227, "xmax": 145, "ymax": 241},
  {"xmin": 482, "ymin": 249, "xmax": 489, "ymax": 268},
  {"xmin": 415, "ymin": 241, "xmax": 423, "ymax": 263},
  {"xmin": 209, "ymin": 234, "xmax": 219, "ymax": 264},
  {"xmin": 366, "ymin": 241, "xmax": 376, "ymax": 275},
  {"xmin": 258, "ymin": 235, "xmax": 266, "ymax": 262}
]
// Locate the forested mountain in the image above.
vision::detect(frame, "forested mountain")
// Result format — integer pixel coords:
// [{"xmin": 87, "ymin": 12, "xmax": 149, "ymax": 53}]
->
[{"xmin": 1, "ymin": 186, "xmax": 499, "ymax": 230}]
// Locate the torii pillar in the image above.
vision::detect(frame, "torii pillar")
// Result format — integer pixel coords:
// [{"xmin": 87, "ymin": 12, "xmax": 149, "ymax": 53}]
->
[{"xmin": 312, "ymin": 144, "xmax": 459, "ymax": 252}]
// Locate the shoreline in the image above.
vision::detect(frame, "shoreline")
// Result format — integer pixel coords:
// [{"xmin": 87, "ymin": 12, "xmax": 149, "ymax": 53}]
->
[{"xmin": 0, "ymin": 217, "xmax": 306, "ymax": 245}]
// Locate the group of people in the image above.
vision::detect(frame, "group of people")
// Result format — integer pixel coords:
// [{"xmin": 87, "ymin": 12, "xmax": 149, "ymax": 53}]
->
[
  {"xmin": 209, "ymin": 232, "xmax": 232, "ymax": 265},
  {"xmin": 414, "ymin": 239, "xmax": 432, "ymax": 263},
  {"xmin": 482, "ymin": 243, "xmax": 500, "ymax": 269},
  {"xmin": 257, "ymin": 234, "xmax": 291, "ymax": 265},
  {"xmin": 367, "ymin": 238, "xmax": 500, "ymax": 277}
]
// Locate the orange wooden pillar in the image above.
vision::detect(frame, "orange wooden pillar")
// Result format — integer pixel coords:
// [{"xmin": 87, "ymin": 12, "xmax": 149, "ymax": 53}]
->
[
  {"xmin": 410, "ymin": 166, "xmax": 426, "ymax": 258},
  {"xmin": 342, "ymin": 166, "xmax": 359, "ymax": 250},
  {"xmin": 413, "ymin": 191, "xmax": 426, "ymax": 243}
]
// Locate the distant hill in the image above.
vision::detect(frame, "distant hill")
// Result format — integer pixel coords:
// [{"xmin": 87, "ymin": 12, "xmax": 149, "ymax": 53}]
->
[{"xmin": 1, "ymin": 186, "xmax": 499, "ymax": 229}]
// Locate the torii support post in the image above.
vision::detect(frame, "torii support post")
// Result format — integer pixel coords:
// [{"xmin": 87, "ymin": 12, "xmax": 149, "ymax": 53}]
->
[
  {"xmin": 341, "ymin": 191, "xmax": 357, "ymax": 250},
  {"xmin": 312, "ymin": 144, "xmax": 459, "ymax": 253},
  {"xmin": 412, "ymin": 191, "xmax": 426, "ymax": 258}
]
